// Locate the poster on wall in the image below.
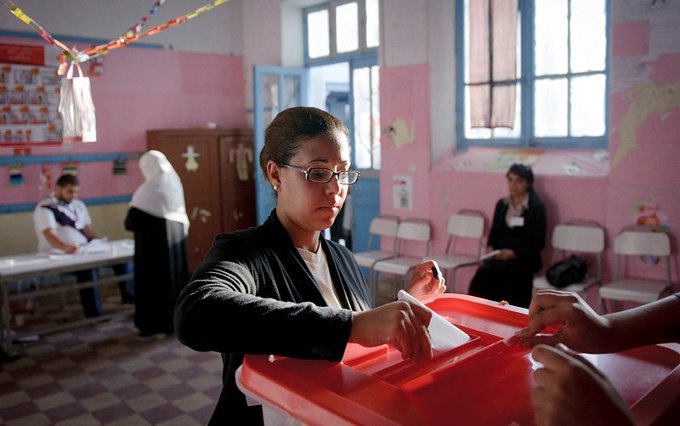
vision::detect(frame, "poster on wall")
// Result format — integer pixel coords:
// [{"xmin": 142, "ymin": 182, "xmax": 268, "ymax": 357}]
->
[
  {"xmin": 486, "ymin": 149, "xmax": 542, "ymax": 172},
  {"xmin": 392, "ymin": 174, "xmax": 413, "ymax": 210},
  {"xmin": 0, "ymin": 62, "xmax": 62, "ymax": 146}
]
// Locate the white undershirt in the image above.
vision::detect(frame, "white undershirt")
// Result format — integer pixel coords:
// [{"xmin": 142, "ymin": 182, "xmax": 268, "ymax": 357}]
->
[
  {"xmin": 296, "ymin": 246, "xmax": 342, "ymax": 309},
  {"xmin": 505, "ymin": 194, "xmax": 529, "ymax": 228}
]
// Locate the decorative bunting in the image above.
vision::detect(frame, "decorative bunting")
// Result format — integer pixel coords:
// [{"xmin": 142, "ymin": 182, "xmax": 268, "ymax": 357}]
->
[
  {"xmin": 0, "ymin": 0, "xmax": 81, "ymax": 62},
  {"xmin": 0, "ymin": 0, "xmax": 229, "ymax": 73},
  {"xmin": 120, "ymin": 0, "xmax": 167, "ymax": 42}
]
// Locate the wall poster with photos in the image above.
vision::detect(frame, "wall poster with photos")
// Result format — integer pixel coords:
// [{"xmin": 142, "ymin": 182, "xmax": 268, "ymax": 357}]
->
[{"xmin": 0, "ymin": 62, "xmax": 62, "ymax": 146}]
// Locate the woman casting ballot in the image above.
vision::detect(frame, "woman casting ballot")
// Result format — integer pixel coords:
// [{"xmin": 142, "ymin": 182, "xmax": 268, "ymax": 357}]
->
[{"xmin": 175, "ymin": 106, "xmax": 445, "ymax": 425}]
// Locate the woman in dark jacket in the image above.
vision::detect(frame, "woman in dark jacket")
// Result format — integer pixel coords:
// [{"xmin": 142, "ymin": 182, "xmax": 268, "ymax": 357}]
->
[
  {"xmin": 174, "ymin": 107, "xmax": 445, "ymax": 425},
  {"xmin": 468, "ymin": 164, "xmax": 546, "ymax": 308}
]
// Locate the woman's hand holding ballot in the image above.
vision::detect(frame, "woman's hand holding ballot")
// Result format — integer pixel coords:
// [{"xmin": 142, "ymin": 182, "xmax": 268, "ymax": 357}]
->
[
  {"xmin": 350, "ymin": 260, "xmax": 446, "ymax": 362},
  {"xmin": 350, "ymin": 300, "xmax": 433, "ymax": 361}
]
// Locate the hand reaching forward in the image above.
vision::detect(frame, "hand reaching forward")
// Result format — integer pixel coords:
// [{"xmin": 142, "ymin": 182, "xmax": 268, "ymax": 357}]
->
[
  {"xmin": 350, "ymin": 300, "xmax": 433, "ymax": 361},
  {"xmin": 515, "ymin": 290, "xmax": 613, "ymax": 353},
  {"xmin": 531, "ymin": 344, "xmax": 635, "ymax": 426}
]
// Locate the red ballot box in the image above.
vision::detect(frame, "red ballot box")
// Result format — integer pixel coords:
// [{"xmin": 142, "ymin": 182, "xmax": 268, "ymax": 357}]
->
[{"xmin": 237, "ymin": 294, "xmax": 680, "ymax": 425}]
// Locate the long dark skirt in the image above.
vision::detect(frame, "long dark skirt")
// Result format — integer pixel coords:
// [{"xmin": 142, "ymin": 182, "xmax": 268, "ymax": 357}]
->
[
  {"xmin": 468, "ymin": 259, "xmax": 534, "ymax": 308},
  {"xmin": 125, "ymin": 207, "xmax": 188, "ymax": 336}
]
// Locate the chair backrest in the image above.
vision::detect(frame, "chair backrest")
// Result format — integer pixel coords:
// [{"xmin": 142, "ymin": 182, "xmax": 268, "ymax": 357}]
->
[
  {"xmin": 550, "ymin": 221, "xmax": 606, "ymax": 282},
  {"xmin": 369, "ymin": 215, "xmax": 400, "ymax": 237},
  {"xmin": 447, "ymin": 211, "xmax": 485, "ymax": 239},
  {"xmin": 612, "ymin": 227, "xmax": 672, "ymax": 284},
  {"xmin": 445, "ymin": 210, "xmax": 485, "ymax": 256},
  {"xmin": 552, "ymin": 223, "xmax": 605, "ymax": 254},
  {"xmin": 365, "ymin": 215, "xmax": 399, "ymax": 251},
  {"xmin": 614, "ymin": 229, "xmax": 670, "ymax": 256},
  {"xmin": 397, "ymin": 219, "xmax": 431, "ymax": 241},
  {"xmin": 396, "ymin": 218, "xmax": 431, "ymax": 256}
]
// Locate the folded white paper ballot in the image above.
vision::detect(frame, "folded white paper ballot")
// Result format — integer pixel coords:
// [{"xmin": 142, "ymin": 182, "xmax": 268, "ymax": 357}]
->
[{"xmin": 397, "ymin": 290, "xmax": 470, "ymax": 354}]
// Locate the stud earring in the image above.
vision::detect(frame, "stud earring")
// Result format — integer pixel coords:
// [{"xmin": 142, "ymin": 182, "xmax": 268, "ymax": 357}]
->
[{"xmin": 273, "ymin": 185, "xmax": 278, "ymax": 192}]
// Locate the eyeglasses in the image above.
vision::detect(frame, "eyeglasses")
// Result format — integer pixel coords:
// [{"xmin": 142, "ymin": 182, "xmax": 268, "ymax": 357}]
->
[{"xmin": 283, "ymin": 164, "xmax": 360, "ymax": 185}]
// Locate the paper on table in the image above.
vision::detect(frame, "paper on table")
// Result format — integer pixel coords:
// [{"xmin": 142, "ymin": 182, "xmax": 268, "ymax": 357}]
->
[
  {"xmin": 397, "ymin": 290, "xmax": 470, "ymax": 354},
  {"xmin": 78, "ymin": 238, "xmax": 111, "ymax": 254},
  {"xmin": 49, "ymin": 254, "xmax": 74, "ymax": 260}
]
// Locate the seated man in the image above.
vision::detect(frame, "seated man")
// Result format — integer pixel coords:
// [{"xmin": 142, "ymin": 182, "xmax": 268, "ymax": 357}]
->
[{"xmin": 33, "ymin": 173, "xmax": 133, "ymax": 318}]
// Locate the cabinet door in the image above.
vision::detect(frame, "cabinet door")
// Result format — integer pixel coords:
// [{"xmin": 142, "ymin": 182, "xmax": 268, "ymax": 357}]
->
[
  {"xmin": 148, "ymin": 131, "xmax": 222, "ymax": 272},
  {"xmin": 219, "ymin": 132, "xmax": 256, "ymax": 232}
]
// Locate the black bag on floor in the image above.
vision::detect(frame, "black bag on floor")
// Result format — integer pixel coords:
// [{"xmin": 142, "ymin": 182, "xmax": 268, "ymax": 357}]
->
[{"xmin": 546, "ymin": 255, "xmax": 588, "ymax": 288}]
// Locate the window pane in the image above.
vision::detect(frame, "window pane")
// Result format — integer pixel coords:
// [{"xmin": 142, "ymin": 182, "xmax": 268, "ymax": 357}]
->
[
  {"xmin": 465, "ymin": 84, "xmax": 522, "ymax": 139},
  {"xmin": 571, "ymin": 74, "xmax": 606, "ymax": 137},
  {"xmin": 282, "ymin": 75, "xmax": 301, "ymax": 110},
  {"xmin": 571, "ymin": 0, "xmax": 606, "ymax": 72},
  {"xmin": 336, "ymin": 2, "xmax": 359, "ymax": 53},
  {"xmin": 370, "ymin": 66, "xmax": 380, "ymax": 169},
  {"xmin": 534, "ymin": 0, "xmax": 568, "ymax": 76},
  {"xmin": 366, "ymin": 0, "xmax": 380, "ymax": 48},
  {"xmin": 308, "ymin": 9, "xmax": 330, "ymax": 58},
  {"xmin": 261, "ymin": 75, "xmax": 280, "ymax": 125},
  {"xmin": 309, "ymin": 63, "xmax": 350, "ymax": 110},
  {"xmin": 354, "ymin": 67, "xmax": 371, "ymax": 169},
  {"xmin": 534, "ymin": 78, "xmax": 568, "ymax": 137},
  {"xmin": 354, "ymin": 66, "xmax": 380, "ymax": 169}
]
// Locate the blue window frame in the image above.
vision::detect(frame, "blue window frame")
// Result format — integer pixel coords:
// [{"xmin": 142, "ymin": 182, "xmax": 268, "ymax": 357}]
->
[
  {"xmin": 303, "ymin": 0, "xmax": 381, "ymax": 170},
  {"xmin": 456, "ymin": 0, "xmax": 610, "ymax": 151},
  {"xmin": 304, "ymin": 0, "xmax": 379, "ymax": 67}
]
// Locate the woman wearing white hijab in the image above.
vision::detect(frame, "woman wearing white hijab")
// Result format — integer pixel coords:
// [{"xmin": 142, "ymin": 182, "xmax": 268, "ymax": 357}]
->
[{"xmin": 125, "ymin": 150, "xmax": 189, "ymax": 338}]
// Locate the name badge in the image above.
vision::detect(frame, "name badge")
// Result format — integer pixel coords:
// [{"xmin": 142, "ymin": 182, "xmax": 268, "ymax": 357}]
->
[{"xmin": 510, "ymin": 216, "xmax": 525, "ymax": 227}]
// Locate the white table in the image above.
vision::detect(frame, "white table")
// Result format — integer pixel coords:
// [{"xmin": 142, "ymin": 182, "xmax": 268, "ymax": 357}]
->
[{"xmin": 0, "ymin": 239, "xmax": 135, "ymax": 352}]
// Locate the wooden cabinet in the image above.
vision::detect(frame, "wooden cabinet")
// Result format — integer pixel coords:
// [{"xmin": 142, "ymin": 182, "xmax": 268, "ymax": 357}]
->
[{"xmin": 147, "ymin": 129, "xmax": 256, "ymax": 272}]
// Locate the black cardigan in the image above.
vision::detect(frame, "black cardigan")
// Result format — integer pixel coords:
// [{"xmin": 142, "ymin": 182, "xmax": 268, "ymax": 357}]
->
[
  {"xmin": 487, "ymin": 191, "xmax": 547, "ymax": 273},
  {"xmin": 174, "ymin": 210, "xmax": 372, "ymax": 424}
]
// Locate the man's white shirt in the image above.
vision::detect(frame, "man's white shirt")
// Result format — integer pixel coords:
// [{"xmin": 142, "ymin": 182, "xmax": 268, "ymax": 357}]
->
[{"xmin": 33, "ymin": 194, "xmax": 92, "ymax": 253}]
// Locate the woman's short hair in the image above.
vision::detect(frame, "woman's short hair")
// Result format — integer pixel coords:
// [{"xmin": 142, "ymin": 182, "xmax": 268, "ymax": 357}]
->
[
  {"xmin": 507, "ymin": 163, "xmax": 534, "ymax": 187},
  {"xmin": 259, "ymin": 106, "xmax": 348, "ymax": 181}
]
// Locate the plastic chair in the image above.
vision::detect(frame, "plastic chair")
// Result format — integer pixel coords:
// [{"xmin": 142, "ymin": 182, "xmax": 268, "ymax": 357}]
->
[
  {"xmin": 372, "ymin": 218, "xmax": 431, "ymax": 290},
  {"xmin": 599, "ymin": 226, "xmax": 672, "ymax": 313},
  {"xmin": 533, "ymin": 221, "xmax": 605, "ymax": 303},
  {"xmin": 352, "ymin": 215, "xmax": 400, "ymax": 294},
  {"xmin": 428, "ymin": 210, "xmax": 485, "ymax": 291}
]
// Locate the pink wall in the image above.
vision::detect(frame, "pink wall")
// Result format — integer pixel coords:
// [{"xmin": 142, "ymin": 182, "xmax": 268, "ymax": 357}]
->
[
  {"xmin": 0, "ymin": 37, "xmax": 246, "ymax": 204},
  {"xmin": 379, "ymin": 64, "xmax": 432, "ymax": 257},
  {"xmin": 379, "ymin": 11, "xmax": 680, "ymax": 295}
]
